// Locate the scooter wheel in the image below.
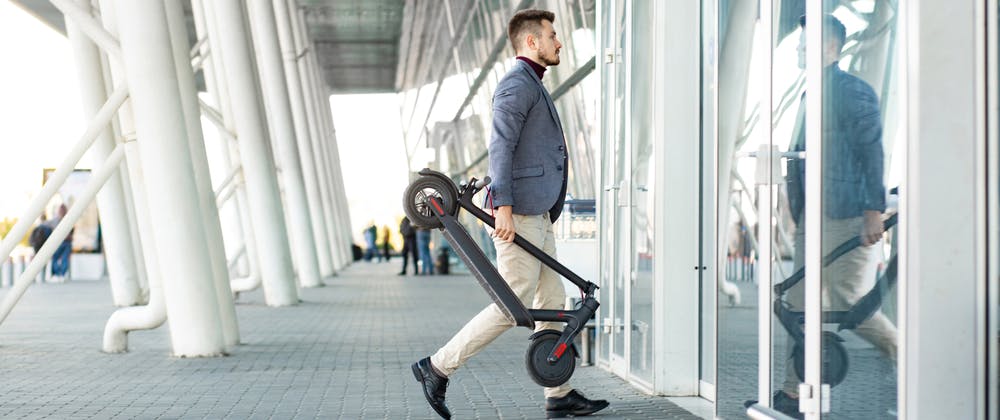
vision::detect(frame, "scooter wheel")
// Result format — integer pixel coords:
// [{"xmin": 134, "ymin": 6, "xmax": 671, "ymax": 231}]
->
[
  {"xmin": 403, "ymin": 175, "xmax": 458, "ymax": 229},
  {"xmin": 525, "ymin": 330, "xmax": 576, "ymax": 387},
  {"xmin": 792, "ymin": 331, "xmax": 849, "ymax": 387}
]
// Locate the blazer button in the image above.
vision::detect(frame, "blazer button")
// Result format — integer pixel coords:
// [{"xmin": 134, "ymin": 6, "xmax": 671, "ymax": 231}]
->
[
  {"xmin": 556, "ymin": 165, "xmax": 563, "ymax": 171},
  {"xmin": 558, "ymin": 145, "xmax": 564, "ymax": 151}
]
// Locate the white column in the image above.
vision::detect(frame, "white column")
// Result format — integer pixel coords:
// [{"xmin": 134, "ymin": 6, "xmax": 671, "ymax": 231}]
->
[
  {"xmin": 164, "ymin": 0, "xmax": 240, "ymax": 347},
  {"xmin": 66, "ymin": 0, "xmax": 141, "ymax": 307},
  {"xmin": 273, "ymin": 0, "xmax": 334, "ymax": 279},
  {"xmin": 194, "ymin": 0, "xmax": 263, "ymax": 293},
  {"xmin": 649, "ymin": 0, "xmax": 700, "ymax": 395},
  {"xmin": 114, "ymin": 0, "xmax": 225, "ymax": 356},
  {"xmin": 247, "ymin": 0, "xmax": 323, "ymax": 288},
  {"xmin": 303, "ymin": 39, "xmax": 349, "ymax": 269},
  {"xmin": 290, "ymin": 5, "xmax": 342, "ymax": 270},
  {"xmin": 313, "ymin": 62, "xmax": 353, "ymax": 267},
  {"xmin": 98, "ymin": 0, "xmax": 166, "ymax": 349},
  {"xmin": 212, "ymin": 0, "xmax": 299, "ymax": 306},
  {"xmin": 903, "ymin": 0, "xmax": 985, "ymax": 418}
]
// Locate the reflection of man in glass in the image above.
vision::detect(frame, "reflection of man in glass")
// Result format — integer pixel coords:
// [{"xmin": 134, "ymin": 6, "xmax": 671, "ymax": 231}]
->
[{"xmin": 774, "ymin": 15, "xmax": 897, "ymax": 416}]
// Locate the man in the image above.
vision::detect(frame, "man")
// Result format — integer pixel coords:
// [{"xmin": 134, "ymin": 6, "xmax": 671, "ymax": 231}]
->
[
  {"xmin": 773, "ymin": 15, "xmax": 897, "ymax": 418},
  {"xmin": 411, "ymin": 9, "xmax": 609, "ymax": 419},
  {"xmin": 398, "ymin": 216, "xmax": 419, "ymax": 275}
]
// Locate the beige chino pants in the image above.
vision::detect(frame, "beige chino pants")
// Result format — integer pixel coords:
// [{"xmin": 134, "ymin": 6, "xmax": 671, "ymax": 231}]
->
[
  {"xmin": 781, "ymin": 215, "xmax": 898, "ymax": 396},
  {"xmin": 431, "ymin": 212, "xmax": 572, "ymax": 398}
]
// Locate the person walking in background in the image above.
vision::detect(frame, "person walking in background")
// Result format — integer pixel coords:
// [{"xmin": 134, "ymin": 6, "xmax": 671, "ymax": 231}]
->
[
  {"xmin": 363, "ymin": 223, "xmax": 379, "ymax": 262},
  {"xmin": 399, "ymin": 216, "xmax": 419, "ymax": 275},
  {"xmin": 381, "ymin": 225, "xmax": 392, "ymax": 262},
  {"xmin": 416, "ymin": 227, "xmax": 433, "ymax": 275},
  {"xmin": 772, "ymin": 15, "xmax": 896, "ymax": 419},
  {"xmin": 50, "ymin": 204, "xmax": 72, "ymax": 282},
  {"xmin": 411, "ymin": 9, "xmax": 607, "ymax": 419}
]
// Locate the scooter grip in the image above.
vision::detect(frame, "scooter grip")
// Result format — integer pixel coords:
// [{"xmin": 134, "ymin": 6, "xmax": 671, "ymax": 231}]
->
[{"xmin": 474, "ymin": 176, "xmax": 492, "ymax": 189}]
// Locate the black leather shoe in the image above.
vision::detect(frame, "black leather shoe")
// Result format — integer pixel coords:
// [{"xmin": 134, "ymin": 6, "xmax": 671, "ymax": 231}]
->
[
  {"xmin": 545, "ymin": 390, "xmax": 609, "ymax": 418},
  {"xmin": 772, "ymin": 391, "xmax": 803, "ymax": 419},
  {"xmin": 412, "ymin": 357, "xmax": 451, "ymax": 419}
]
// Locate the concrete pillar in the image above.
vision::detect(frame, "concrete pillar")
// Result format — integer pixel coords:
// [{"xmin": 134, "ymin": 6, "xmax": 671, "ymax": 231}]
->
[
  {"xmin": 66, "ymin": 0, "xmax": 141, "ymax": 307},
  {"xmin": 164, "ymin": 0, "xmax": 240, "ymax": 347},
  {"xmin": 211, "ymin": 0, "xmax": 299, "ymax": 306},
  {"xmin": 290, "ymin": 5, "xmax": 342, "ymax": 270},
  {"xmin": 247, "ymin": 0, "xmax": 323, "ymax": 288},
  {"xmin": 273, "ymin": 0, "xmax": 334, "ymax": 279},
  {"xmin": 193, "ymin": 0, "xmax": 262, "ymax": 293},
  {"xmin": 113, "ymin": 0, "xmax": 225, "ymax": 356}
]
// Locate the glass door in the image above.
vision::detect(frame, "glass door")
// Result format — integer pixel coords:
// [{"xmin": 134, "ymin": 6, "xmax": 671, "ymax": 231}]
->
[{"xmin": 597, "ymin": 0, "xmax": 629, "ymax": 376}]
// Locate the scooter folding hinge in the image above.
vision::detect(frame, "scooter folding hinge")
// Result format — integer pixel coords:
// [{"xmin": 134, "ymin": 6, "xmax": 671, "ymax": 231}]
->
[{"xmin": 797, "ymin": 383, "xmax": 831, "ymax": 416}]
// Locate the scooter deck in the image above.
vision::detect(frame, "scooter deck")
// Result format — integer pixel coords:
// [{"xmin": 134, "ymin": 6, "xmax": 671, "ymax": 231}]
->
[{"xmin": 434, "ymin": 202, "xmax": 535, "ymax": 329}]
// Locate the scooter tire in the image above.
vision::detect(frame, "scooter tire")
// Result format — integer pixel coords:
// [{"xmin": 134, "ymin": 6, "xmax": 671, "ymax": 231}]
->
[
  {"xmin": 525, "ymin": 330, "xmax": 576, "ymax": 387},
  {"xmin": 403, "ymin": 175, "xmax": 458, "ymax": 229}
]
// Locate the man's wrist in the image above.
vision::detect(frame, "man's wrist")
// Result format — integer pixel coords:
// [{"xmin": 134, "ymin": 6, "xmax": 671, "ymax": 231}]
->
[{"xmin": 496, "ymin": 205, "xmax": 513, "ymax": 216}]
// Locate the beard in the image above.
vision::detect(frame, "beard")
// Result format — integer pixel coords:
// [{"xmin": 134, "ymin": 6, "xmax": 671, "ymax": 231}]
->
[{"xmin": 540, "ymin": 49, "xmax": 561, "ymax": 66}]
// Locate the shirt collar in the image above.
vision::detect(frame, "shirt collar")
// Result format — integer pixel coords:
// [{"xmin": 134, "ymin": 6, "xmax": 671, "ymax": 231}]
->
[{"xmin": 516, "ymin": 56, "xmax": 547, "ymax": 80}]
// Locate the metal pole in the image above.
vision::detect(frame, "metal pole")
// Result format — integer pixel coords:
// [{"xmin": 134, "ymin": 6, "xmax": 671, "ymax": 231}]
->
[
  {"xmin": 274, "ymin": 0, "xmax": 334, "ymax": 279},
  {"xmin": 114, "ymin": 0, "xmax": 226, "ymax": 356},
  {"xmin": 247, "ymin": 0, "xmax": 323, "ymax": 288},
  {"xmin": 66, "ymin": 0, "xmax": 141, "ymax": 307},
  {"xmin": 0, "ymin": 86, "xmax": 127, "ymax": 267},
  {"xmin": 49, "ymin": 0, "xmax": 122, "ymax": 60},
  {"xmin": 212, "ymin": 0, "xmax": 299, "ymax": 306},
  {"xmin": 164, "ymin": 0, "xmax": 240, "ymax": 347},
  {"xmin": 304, "ymin": 38, "xmax": 350, "ymax": 268},
  {"xmin": 0, "ymin": 147, "xmax": 126, "ymax": 325},
  {"xmin": 308, "ymin": 53, "xmax": 348, "ymax": 269},
  {"xmin": 290, "ymin": 5, "xmax": 341, "ymax": 270},
  {"xmin": 196, "ymin": 0, "xmax": 262, "ymax": 292},
  {"xmin": 802, "ymin": 5, "xmax": 824, "ymax": 419}
]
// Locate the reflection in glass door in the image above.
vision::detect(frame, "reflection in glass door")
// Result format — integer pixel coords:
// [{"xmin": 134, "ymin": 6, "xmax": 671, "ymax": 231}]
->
[
  {"xmin": 610, "ymin": 0, "xmax": 630, "ymax": 376},
  {"xmin": 629, "ymin": 0, "xmax": 654, "ymax": 386},
  {"xmin": 597, "ymin": 0, "xmax": 629, "ymax": 377}
]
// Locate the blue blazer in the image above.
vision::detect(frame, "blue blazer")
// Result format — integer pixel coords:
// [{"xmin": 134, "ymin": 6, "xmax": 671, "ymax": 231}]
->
[{"xmin": 487, "ymin": 59, "xmax": 569, "ymax": 222}]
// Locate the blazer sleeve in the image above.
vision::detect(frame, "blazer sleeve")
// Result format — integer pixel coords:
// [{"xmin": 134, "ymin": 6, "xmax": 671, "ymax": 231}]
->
[
  {"xmin": 488, "ymin": 76, "xmax": 540, "ymax": 208},
  {"xmin": 844, "ymin": 80, "xmax": 886, "ymax": 213}
]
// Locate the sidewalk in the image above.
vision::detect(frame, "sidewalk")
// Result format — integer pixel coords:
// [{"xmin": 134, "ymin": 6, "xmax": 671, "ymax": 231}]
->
[{"xmin": 0, "ymin": 261, "xmax": 702, "ymax": 419}]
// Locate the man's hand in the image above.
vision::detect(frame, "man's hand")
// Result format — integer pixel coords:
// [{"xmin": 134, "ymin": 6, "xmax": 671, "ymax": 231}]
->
[
  {"xmin": 860, "ymin": 210, "xmax": 883, "ymax": 246},
  {"xmin": 493, "ymin": 206, "xmax": 516, "ymax": 243}
]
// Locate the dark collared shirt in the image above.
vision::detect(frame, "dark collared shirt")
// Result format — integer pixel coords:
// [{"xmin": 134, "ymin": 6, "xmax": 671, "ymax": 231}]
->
[
  {"xmin": 786, "ymin": 63, "xmax": 886, "ymax": 223},
  {"xmin": 516, "ymin": 56, "xmax": 546, "ymax": 80}
]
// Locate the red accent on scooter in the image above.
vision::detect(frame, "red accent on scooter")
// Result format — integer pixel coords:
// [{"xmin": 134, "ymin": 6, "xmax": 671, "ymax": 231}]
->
[
  {"xmin": 430, "ymin": 198, "xmax": 444, "ymax": 215},
  {"xmin": 554, "ymin": 343, "xmax": 567, "ymax": 358}
]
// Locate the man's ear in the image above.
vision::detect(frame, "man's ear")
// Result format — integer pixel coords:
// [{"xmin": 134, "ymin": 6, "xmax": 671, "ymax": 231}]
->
[{"xmin": 524, "ymin": 32, "xmax": 537, "ymax": 51}]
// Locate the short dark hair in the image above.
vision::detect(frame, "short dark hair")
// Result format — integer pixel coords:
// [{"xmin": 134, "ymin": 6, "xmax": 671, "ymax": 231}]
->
[
  {"xmin": 799, "ymin": 14, "xmax": 847, "ymax": 48},
  {"xmin": 507, "ymin": 9, "xmax": 555, "ymax": 51}
]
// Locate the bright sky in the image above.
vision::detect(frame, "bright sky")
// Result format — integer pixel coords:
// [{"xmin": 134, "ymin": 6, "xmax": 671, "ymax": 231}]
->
[
  {"xmin": 0, "ymin": 1, "xmax": 86, "ymax": 220},
  {"xmin": 329, "ymin": 94, "xmax": 408, "ymax": 244},
  {"xmin": 0, "ymin": 2, "xmax": 408, "ymax": 248}
]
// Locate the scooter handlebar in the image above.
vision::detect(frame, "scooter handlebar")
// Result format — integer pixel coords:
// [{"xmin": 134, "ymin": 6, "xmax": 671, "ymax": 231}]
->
[{"xmin": 474, "ymin": 176, "xmax": 492, "ymax": 189}]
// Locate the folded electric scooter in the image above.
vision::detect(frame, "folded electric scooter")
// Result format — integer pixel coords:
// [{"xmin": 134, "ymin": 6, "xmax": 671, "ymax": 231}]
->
[
  {"xmin": 402, "ymin": 168, "xmax": 599, "ymax": 387},
  {"xmin": 772, "ymin": 212, "xmax": 899, "ymax": 386}
]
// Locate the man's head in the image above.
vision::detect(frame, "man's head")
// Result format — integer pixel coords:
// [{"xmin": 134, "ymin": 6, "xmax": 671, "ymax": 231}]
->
[
  {"xmin": 797, "ymin": 14, "xmax": 847, "ymax": 70},
  {"xmin": 507, "ymin": 9, "xmax": 561, "ymax": 66}
]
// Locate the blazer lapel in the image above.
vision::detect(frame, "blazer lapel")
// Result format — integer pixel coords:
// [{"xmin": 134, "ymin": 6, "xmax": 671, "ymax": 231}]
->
[{"xmin": 516, "ymin": 60, "xmax": 564, "ymax": 134}]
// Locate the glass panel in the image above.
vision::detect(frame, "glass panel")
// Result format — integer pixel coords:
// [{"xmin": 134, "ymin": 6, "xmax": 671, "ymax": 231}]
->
[
  {"xmin": 715, "ymin": 0, "xmax": 761, "ymax": 417},
  {"xmin": 596, "ymin": 0, "xmax": 614, "ymax": 366},
  {"xmin": 700, "ymin": 0, "xmax": 718, "ymax": 396},
  {"xmin": 629, "ymin": 0, "xmax": 654, "ymax": 385},
  {"xmin": 612, "ymin": 0, "xmax": 629, "ymax": 369},
  {"xmin": 796, "ymin": 5, "xmax": 901, "ymax": 418},
  {"xmin": 991, "ymin": 2, "xmax": 999, "ymax": 416}
]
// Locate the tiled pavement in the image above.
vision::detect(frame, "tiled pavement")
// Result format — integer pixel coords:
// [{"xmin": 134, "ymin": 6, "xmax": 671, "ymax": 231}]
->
[{"xmin": 0, "ymin": 262, "xmax": 704, "ymax": 419}]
